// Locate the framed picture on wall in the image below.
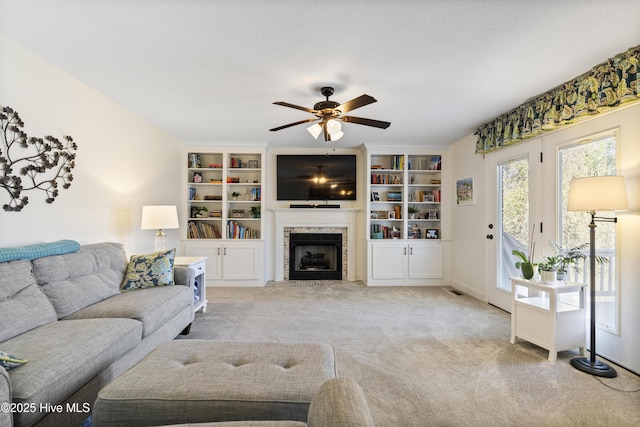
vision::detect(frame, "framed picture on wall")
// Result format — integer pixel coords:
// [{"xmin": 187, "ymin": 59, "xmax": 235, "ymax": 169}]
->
[{"xmin": 456, "ymin": 176, "xmax": 475, "ymax": 205}]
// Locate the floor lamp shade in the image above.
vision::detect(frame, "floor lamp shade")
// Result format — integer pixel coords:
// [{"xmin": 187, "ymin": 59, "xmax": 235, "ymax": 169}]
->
[
  {"xmin": 141, "ymin": 205, "xmax": 179, "ymax": 251},
  {"xmin": 567, "ymin": 175, "xmax": 627, "ymax": 378},
  {"xmin": 567, "ymin": 176, "xmax": 628, "ymax": 212}
]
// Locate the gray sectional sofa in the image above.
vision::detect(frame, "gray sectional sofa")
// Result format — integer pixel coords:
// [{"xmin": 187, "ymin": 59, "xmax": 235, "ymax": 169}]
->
[{"xmin": 0, "ymin": 242, "xmax": 195, "ymax": 427}]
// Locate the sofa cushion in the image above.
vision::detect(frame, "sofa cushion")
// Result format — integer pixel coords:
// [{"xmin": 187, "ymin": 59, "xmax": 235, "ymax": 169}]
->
[
  {"xmin": 0, "ymin": 259, "xmax": 58, "ymax": 342},
  {"xmin": 2, "ymin": 317, "xmax": 142, "ymax": 427},
  {"xmin": 64, "ymin": 284, "xmax": 192, "ymax": 337},
  {"xmin": 32, "ymin": 242, "xmax": 127, "ymax": 318},
  {"xmin": 121, "ymin": 248, "xmax": 176, "ymax": 292},
  {"xmin": 0, "ymin": 239, "xmax": 81, "ymax": 262}
]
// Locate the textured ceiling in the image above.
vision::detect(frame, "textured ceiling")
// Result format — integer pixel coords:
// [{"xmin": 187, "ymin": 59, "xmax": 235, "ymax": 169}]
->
[{"xmin": 1, "ymin": 0, "xmax": 639, "ymax": 148}]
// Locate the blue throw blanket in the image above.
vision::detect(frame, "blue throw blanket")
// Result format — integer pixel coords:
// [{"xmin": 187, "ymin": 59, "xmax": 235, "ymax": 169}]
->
[{"xmin": 0, "ymin": 240, "xmax": 81, "ymax": 262}]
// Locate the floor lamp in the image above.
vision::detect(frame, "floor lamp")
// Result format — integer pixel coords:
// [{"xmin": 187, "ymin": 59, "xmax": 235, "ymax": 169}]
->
[{"xmin": 567, "ymin": 176, "xmax": 628, "ymax": 378}]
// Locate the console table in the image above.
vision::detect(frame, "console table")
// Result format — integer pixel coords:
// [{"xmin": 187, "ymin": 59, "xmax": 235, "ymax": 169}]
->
[{"xmin": 510, "ymin": 278, "xmax": 587, "ymax": 362}]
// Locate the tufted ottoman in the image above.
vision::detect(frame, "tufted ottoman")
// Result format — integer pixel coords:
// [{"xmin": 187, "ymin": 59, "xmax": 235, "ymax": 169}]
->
[{"xmin": 92, "ymin": 340, "xmax": 337, "ymax": 427}]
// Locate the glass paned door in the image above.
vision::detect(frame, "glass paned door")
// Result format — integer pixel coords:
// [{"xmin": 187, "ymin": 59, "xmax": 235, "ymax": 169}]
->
[
  {"xmin": 499, "ymin": 157, "xmax": 531, "ymax": 291},
  {"xmin": 486, "ymin": 141, "xmax": 542, "ymax": 312}
]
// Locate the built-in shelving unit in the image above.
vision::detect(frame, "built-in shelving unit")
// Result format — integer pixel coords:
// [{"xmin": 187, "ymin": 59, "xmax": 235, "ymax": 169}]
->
[
  {"xmin": 365, "ymin": 146, "xmax": 445, "ymax": 285},
  {"xmin": 368, "ymin": 153, "xmax": 442, "ymax": 240},
  {"xmin": 186, "ymin": 151, "xmax": 263, "ymax": 240},
  {"xmin": 182, "ymin": 145, "xmax": 266, "ymax": 286}
]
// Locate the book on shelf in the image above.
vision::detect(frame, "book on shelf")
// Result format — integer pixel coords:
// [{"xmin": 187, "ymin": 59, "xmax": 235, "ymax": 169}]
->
[
  {"xmin": 371, "ymin": 173, "xmax": 402, "ymax": 184},
  {"xmin": 187, "ymin": 221, "xmax": 221, "ymax": 239},
  {"xmin": 226, "ymin": 221, "xmax": 258, "ymax": 239},
  {"xmin": 370, "ymin": 224, "xmax": 401, "ymax": 239},
  {"xmin": 392, "ymin": 156, "xmax": 404, "ymax": 170},
  {"xmin": 407, "ymin": 224, "xmax": 422, "ymax": 239}
]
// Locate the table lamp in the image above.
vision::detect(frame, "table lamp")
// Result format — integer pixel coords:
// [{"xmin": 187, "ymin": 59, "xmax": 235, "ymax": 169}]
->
[
  {"xmin": 141, "ymin": 205, "xmax": 179, "ymax": 251},
  {"xmin": 567, "ymin": 175, "xmax": 628, "ymax": 377}
]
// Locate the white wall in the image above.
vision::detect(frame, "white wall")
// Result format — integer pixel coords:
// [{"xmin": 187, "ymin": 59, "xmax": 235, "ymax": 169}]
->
[
  {"xmin": 449, "ymin": 134, "xmax": 486, "ymax": 300},
  {"xmin": 0, "ymin": 36, "xmax": 183, "ymax": 255},
  {"xmin": 450, "ymin": 102, "xmax": 640, "ymax": 373}
]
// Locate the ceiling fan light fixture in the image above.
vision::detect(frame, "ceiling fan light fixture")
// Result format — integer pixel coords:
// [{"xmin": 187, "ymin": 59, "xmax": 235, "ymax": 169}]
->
[
  {"xmin": 307, "ymin": 123, "xmax": 323, "ymax": 139},
  {"xmin": 326, "ymin": 119, "xmax": 344, "ymax": 141},
  {"xmin": 326, "ymin": 119, "xmax": 342, "ymax": 133},
  {"xmin": 329, "ymin": 130, "xmax": 344, "ymax": 141},
  {"xmin": 271, "ymin": 86, "xmax": 390, "ymax": 144}
]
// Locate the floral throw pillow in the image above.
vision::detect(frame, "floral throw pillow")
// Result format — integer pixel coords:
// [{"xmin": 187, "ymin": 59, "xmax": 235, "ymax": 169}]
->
[
  {"xmin": 120, "ymin": 248, "xmax": 175, "ymax": 292},
  {"xmin": 0, "ymin": 350, "xmax": 28, "ymax": 370}
]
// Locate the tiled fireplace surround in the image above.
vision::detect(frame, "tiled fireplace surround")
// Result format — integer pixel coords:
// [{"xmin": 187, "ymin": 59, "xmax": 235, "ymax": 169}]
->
[{"xmin": 273, "ymin": 208, "xmax": 358, "ymax": 281}]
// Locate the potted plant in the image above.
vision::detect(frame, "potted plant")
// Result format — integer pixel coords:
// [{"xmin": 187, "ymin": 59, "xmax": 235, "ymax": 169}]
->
[
  {"xmin": 550, "ymin": 241, "xmax": 588, "ymax": 281},
  {"xmin": 408, "ymin": 205, "xmax": 420, "ymax": 219},
  {"xmin": 537, "ymin": 255, "xmax": 560, "ymax": 282},
  {"xmin": 249, "ymin": 205, "xmax": 261, "ymax": 218},
  {"xmin": 231, "ymin": 191, "xmax": 241, "ymax": 201},
  {"xmin": 190, "ymin": 206, "xmax": 208, "ymax": 218},
  {"xmin": 512, "ymin": 249, "xmax": 535, "ymax": 280}
]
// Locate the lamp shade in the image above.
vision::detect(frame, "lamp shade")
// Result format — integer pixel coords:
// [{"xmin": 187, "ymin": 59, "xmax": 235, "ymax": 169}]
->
[
  {"xmin": 567, "ymin": 176, "xmax": 628, "ymax": 212},
  {"xmin": 141, "ymin": 205, "xmax": 179, "ymax": 230},
  {"xmin": 307, "ymin": 123, "xmax": 323, "ymax": 139},
  {"xmin": 326, "ymin": 119, "xmax": 344, "ymax": 141}
]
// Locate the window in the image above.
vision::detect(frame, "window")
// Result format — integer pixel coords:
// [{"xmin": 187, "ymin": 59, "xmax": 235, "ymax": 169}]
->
[{"xmin": 558, "ymin": 132, "xmax": 618, "ymax": 332}]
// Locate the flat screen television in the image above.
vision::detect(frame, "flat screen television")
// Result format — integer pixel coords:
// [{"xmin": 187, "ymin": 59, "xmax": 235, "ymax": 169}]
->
[{"xmin": 276, "ymin": 154, "xmax": 357, "ymax": 201}]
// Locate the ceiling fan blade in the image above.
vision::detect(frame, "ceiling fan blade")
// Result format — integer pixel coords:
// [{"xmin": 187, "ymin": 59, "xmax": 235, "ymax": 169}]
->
[
  {"xmin": 273, "ymin": 101, "xmax": 317, "ymax": 114},
  {"xmin": 341, "ymin": 116, "xmax": 391, "ymax": 129},
  {"xmin": 269, "ymin": 118, "xmax": 317, "ymax": 132},
  {"xmin": 337, "ymin": 94, "xmax": 377, "ymax": 114}
]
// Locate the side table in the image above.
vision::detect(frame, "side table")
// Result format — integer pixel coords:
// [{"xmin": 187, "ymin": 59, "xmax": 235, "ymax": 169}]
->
[
  {"xmin": 510, "ymin": 278, "xmax": 587, "ymax": 362},
  {"xmin": 175, "ymin": 256, "xmax": 208, "ymax": 313}
]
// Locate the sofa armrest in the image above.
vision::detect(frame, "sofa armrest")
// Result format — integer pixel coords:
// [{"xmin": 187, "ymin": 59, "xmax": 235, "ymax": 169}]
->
[
  {"xmin": 0, "ymin": 365, "xmax": 12, "ymax": 427},
  {"xmin": 307, "ymin": 377, "xmax": 375, "ymax": 427},
  {"xmin": 174, "ymin": 265, "xmax": 195, "ymax": 289}
]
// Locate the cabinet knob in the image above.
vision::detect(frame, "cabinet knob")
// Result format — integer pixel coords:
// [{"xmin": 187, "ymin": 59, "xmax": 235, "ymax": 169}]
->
[{"xmin": 486, "ymin": 234, "xmax": 494, "ymax": 240}]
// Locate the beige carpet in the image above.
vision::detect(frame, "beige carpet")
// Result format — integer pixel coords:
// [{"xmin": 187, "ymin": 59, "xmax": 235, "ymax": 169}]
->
[{"xmin": 180, "ymin": 285, "xmax": 640, "ymax": 426}]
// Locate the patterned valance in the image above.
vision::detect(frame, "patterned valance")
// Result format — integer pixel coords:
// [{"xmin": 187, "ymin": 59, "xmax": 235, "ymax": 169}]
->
[{"xmin": 475, "ymin": 45, "xmax": 640, "ymax": 154}]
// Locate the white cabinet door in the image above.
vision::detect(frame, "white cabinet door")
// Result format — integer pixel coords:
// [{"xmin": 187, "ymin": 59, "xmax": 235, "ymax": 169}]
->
[
  {"xmin": 408, "ymin": 242, "xmax": 443, "ymax": 279},
  {"xmin": 183, "ymin": 241, "xmax": 222, "ymax": 280},
  {"xmin": 370, "ymin": 242, "xmax": 408, "ymax": 279},
  {"xmin": 222, "ymin": 242, "xmax": 262, "ymax": 281}
]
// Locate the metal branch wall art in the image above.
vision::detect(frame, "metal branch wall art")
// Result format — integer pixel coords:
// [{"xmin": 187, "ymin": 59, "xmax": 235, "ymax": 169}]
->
[{"xmin": 0, "ymin": 106, "xmax": 77, "ymax": 211}]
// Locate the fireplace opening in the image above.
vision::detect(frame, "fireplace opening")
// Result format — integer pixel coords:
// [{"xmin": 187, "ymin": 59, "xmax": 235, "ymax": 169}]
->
[{"xmin": 289, "ymin": 233, "xmax": 342, "ymax": 280}]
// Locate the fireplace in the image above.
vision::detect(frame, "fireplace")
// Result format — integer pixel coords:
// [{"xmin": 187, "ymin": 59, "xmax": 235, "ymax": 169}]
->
[
  {"xmin": 289, "ymin": 233, "xmax": 342, "ymax": 280},
  {"xmin": 274, "ymin": 208, "xmax": 356, "ymax": 281}
]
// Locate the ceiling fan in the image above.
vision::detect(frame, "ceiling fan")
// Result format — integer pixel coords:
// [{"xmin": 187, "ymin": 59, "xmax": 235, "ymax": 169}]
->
[{"xmin": 269, "ymin": 86, "xmax": 391, "ymax": 142}]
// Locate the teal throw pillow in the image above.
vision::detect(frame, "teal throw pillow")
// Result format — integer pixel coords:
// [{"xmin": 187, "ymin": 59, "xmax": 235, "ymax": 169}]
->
[
  {"xmin": 120, "ymin": 248, "xmax": 175, "ymax": 292},
  {"xmin": 0, "ymin": 350, "xmax": 28, "ymax": 370}
]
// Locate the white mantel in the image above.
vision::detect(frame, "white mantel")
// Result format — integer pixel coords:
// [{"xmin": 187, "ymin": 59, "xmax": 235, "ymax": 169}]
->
[{"xmin": 272, "ymin": 208, "xmax": 359, "ymax": 281}]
